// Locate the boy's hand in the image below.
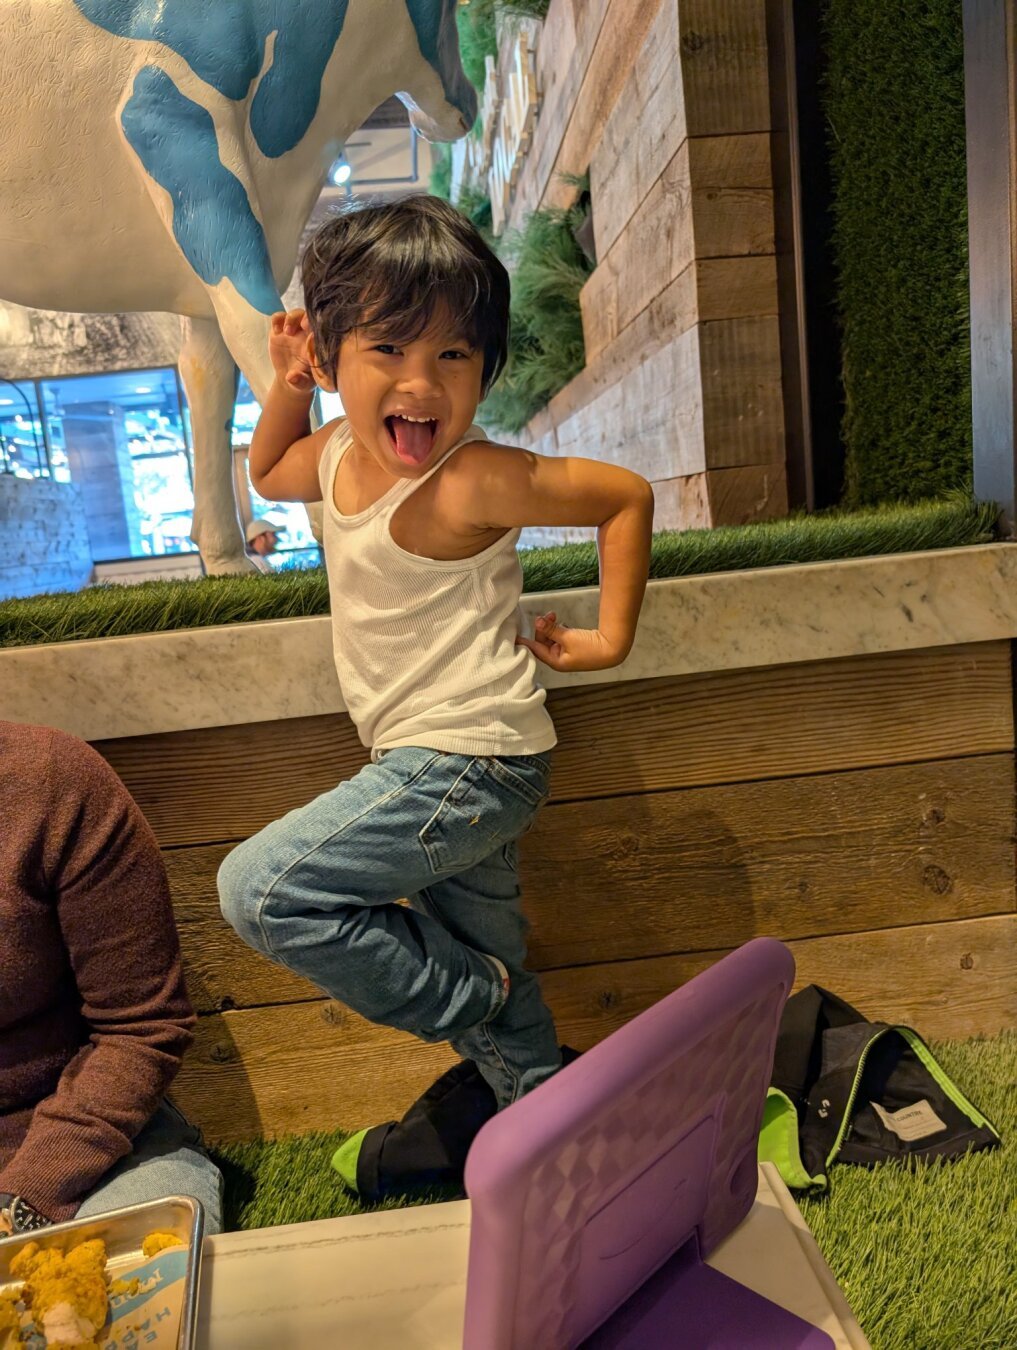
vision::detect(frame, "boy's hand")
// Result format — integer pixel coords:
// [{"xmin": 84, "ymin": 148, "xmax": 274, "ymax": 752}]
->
[
  {"xmin": 516, "ymin": 612, "xmax": 629, "ymax": 672},
  {"xmin": 269, "ymin": 309, "xmax": 316, "ymax": 395}
]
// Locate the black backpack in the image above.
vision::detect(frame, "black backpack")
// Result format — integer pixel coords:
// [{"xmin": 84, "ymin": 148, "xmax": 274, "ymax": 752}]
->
[{"xmin": 758, "ymin": 985, "xmax": 1001, "ymax": 1189}]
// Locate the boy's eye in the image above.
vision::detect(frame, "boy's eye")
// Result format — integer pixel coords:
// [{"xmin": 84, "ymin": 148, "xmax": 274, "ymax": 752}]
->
[
  {"xmin": 441, "ymin": 349, "xmax": 470, "ymax": 360},
  {"xmin": 373, "ymin": 343, "xmax": 400, "ymax": 355}
]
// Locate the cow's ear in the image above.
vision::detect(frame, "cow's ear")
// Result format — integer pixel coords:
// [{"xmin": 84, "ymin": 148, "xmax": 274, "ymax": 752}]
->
[{"xmin": 307, "ymin": 333, "xmax": 337, "ymax": 392}]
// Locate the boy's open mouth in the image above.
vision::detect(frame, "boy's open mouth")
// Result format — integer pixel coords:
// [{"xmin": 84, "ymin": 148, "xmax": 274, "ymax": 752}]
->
[{"xmin": 385, "ymin": 414, "xmax": 439, "ymax": 466}]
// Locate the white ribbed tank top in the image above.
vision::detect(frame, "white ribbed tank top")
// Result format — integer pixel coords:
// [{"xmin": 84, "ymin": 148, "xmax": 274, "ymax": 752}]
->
[{"xmin": 318, "ymin": 421, "xmax": 557, "ymax": 760}]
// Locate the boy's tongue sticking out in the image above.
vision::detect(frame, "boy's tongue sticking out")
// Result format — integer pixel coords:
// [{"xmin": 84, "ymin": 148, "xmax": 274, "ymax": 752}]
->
[{"xmin": 387, "ymin": 414, "xmax": 437, "ymax": 465}]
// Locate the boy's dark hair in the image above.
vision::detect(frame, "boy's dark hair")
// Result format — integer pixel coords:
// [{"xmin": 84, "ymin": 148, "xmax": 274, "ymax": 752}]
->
[{"xmin": 301, "ymin": 194, "xmax": 510, "ymax": 396}]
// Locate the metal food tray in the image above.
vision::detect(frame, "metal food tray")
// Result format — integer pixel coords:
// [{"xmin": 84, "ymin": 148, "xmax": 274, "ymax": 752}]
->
[{"xmin": 0, "ymin": 1194, "xmax": 204, "ymax": 1350}]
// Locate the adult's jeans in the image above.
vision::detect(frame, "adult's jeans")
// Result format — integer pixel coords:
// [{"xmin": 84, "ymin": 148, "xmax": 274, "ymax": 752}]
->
[{"xmin": 75, "ymin": 1101, "xmax": 223, "ymax": 1233}]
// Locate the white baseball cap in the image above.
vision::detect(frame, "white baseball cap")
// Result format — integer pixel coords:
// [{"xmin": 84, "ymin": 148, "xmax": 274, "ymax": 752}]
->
[{"xmin": 245, "ymin": 517, "xmax": 284, "ymax": 544}]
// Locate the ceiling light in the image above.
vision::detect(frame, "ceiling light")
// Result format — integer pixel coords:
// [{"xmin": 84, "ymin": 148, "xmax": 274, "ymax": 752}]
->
[{"xmin": 331, "ymin": 160, "xmax": 352, "ymax": 186}]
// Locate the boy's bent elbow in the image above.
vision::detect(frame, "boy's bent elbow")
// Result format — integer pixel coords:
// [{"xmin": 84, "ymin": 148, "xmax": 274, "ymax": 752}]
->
[{"xmin": 625, "ymin": 474, "xmax": 655, "ymax": 523}]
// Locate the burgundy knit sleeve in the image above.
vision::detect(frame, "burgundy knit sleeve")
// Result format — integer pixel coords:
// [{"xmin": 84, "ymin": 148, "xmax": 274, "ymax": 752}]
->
[{"xmin": 0, "ymin": 732, "xmax": 195, "ymax": 1221}]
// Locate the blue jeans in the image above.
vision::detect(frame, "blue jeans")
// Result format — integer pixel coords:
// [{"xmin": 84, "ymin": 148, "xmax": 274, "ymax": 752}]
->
[
  {"xmin": 217, "ymin": 747, "xmax": 561, "ymax": 1108},
  {"xmin": 75, "ymin": 1101, "xmax": 223, "ymax": 1234}
]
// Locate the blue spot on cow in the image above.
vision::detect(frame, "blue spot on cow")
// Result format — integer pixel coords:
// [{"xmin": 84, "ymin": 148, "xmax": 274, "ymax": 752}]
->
[
  {"xmin": 75, "ymin": 0, "xmax": 349, "ymax": 157},
  {"xmin": 121, "ymin": 67, "xmax": 280, "ymax": 313}
]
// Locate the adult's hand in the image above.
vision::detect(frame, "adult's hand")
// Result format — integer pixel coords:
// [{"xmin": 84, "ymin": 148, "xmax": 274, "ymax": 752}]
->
[{"xmin": 0, "ymin": 1193, "xmax": 51, "ymax": 1235}]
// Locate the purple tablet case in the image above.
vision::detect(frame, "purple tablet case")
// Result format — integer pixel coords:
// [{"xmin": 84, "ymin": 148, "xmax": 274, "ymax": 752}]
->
[{"xmin": 462, "ymin": 937, "xmax": 836, "ymax": 1349}]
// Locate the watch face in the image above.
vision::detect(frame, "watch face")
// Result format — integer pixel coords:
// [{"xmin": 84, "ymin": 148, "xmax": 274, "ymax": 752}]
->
[{"xmin": 0, "ymin": 1195, "xmax": 49, "ymax": 1234}]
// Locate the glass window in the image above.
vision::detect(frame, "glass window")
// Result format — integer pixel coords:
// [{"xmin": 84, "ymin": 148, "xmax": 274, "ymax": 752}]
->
[
  {"xmin": 40, "ymin": 368, "xmax": 196, "ymax": 562},
  {"xmin": 0, "ymin": 380, "xmax": 47, "ymax": 479},
  {"xmin": 232, "ymin": 374, "xmax": 323, "ymax": 569}
]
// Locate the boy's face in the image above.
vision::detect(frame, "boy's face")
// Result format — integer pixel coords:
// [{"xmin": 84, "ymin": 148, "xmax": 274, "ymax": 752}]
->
[{"xmin": 318, "ymin": 316, "xmax": 485, "ymax": 477}]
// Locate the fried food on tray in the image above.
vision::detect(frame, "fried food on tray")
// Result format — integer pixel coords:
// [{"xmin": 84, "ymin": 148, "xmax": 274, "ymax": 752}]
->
[
  {"xmin": 8, "ymin": 1237, "xmax": 108, "ymax": 1349},
  {"xmin": 1, "ymin": 1226, "xmax": 184, "ymax": 1349},
  {"xmin": 140, "ymin": 1231, "xmax": 184, "ymax": 1259},
  {"xmin": 0, "ymin": 1290, "xmax": 21, "ymax": 1338}
]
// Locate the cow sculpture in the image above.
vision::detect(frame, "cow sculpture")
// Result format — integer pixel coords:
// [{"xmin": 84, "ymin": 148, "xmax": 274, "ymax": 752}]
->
[{"xmin": 0, "ymin": 1, "xmax": 475, "ymax": 571}]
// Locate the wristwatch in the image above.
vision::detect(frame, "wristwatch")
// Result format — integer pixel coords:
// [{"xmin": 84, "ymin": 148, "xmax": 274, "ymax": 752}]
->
[{"xmin": 0, "ymin": 1193, "xmax": 50, "ymax": 1235}]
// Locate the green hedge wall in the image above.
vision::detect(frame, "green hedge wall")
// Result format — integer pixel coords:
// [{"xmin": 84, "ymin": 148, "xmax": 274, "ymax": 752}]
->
[{"xmin": 825, "ymin": 0, "xmax": 972, "ymax": 506}]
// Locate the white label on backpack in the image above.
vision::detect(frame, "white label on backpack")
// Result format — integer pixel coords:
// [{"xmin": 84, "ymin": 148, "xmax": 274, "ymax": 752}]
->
[{"xmin": 871, "ymin": 1098, "xmax": 948, "ymax": 1141}]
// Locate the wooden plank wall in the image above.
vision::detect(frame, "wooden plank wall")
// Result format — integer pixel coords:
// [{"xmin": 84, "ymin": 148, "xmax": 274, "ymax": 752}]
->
[
  {"xmin": 94, "ymin": 643, "xmax": 1017, "ymax": 1143},
  {"xmin": 503, "ymin": 0, "xmax": 785, "ymax": 531}
]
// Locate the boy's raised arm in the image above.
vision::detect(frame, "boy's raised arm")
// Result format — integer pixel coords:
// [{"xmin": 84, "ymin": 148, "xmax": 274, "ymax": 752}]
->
[
  {"xmin": 249, "ymin": 310, "xmax": 334, "ymax": 503},
  {"xmin": 448, "ymin": 443, "xmax": 655, "ymax": 672},
  {"xmin": 250, "ymin": 380, "xmax": 330, "ymax": 503}
]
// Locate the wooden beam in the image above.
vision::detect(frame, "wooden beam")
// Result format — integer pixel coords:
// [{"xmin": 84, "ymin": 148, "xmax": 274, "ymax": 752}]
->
[
  {"xmin": 653, "ymin": 462, "xmax": 788, "ymax": 529},
  {"xmin": 95, "ymin": 642, "xmax": 1014, "ymax": 847},
  {"xmin": 172, "ymin": 914, "xmax": 1017, "ymax": 1141},
  {"xmin": 580, "ymin": 134, "xmax": 774, "ymax": 363},
  {"xmin": 168, "ymin": 754, "xmax": 1016, "ymax": 1010},
  {"xmin": 677, "ymin": 0, "xmax": 770, "ymax": 138}
]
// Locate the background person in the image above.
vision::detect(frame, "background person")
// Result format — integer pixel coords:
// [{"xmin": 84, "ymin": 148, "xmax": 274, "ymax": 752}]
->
[
  {"xmin": 245, "ymin": 516, "xmax": 284, "ymax": 571},
  {"xmin": 0, "ymin": 721, "xmax": 223, "ymax": 1235}
]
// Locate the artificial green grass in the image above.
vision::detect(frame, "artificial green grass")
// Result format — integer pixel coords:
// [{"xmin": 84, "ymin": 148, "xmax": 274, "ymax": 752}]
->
[
  {"xmin": 0, "ymin": 496, "xmax": 998, "ymax": 649},
  {"xmin": 209, "ymin": 1033, "xmax": 1015, "ymax": 1349},
  {"xmin": 212, "ymin": 1132, "xmax": 452, "ymax": 1232},
  {"xmin": 825, "ymin": 0, "xmax": 972, "ymax": 506}
]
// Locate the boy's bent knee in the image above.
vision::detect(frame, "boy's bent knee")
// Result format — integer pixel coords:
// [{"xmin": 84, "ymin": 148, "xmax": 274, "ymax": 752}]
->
[{"xmin": 217, "ymin": 839, "xmax": 265, "ymax": 942}]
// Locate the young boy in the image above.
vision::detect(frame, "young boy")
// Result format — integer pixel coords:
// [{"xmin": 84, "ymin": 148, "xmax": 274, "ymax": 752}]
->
[{"xmin": 217, "ymin": 194, "xmax": 653, "ymax": 1188}]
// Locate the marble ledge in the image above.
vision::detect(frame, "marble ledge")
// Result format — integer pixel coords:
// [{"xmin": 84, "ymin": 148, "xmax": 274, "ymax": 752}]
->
[{"xmin": 3, "ymin": 543, "xmax": 1017, "ymax": 744}]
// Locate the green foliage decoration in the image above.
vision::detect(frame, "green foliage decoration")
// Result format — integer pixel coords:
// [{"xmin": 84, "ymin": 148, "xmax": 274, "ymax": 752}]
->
[
  {"xmin": 456, "ymin": 0, "xmax": 499, "ymax": 92},
  {"xmin": 429, "ymin": 141, "xmax": 453, "ymax": 200},
  {"xmin": 824, "ymin": 0, "xmax": 972, "ymax": 505},
  {"xmin": 481, "ymin": 196, "xmax": 594, "ymax": 434},
  {"xmin": 498, "ymin": 0, "xmax": 551, "ymax": 16}
]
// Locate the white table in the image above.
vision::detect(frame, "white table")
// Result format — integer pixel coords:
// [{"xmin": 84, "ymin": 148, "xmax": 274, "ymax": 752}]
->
[{"xmin": 195, "ymin": 1163, "xmax": 869, "ymax": 1348}]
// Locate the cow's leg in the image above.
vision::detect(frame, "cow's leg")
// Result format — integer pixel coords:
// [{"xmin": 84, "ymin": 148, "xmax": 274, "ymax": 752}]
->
[
  {"xmin": 210, "ymin": 293, "xmax": 325, "ymax": 547},
  {"xmin": 178, "ymin": 315, "xmax": 253, "ymax": 574}
]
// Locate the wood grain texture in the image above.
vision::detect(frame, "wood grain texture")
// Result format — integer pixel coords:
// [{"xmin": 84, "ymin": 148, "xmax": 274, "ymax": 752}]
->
[
  {"xmin": 506, "ymin": 0, "xmax": 606, "ymax": 231},
  {"xmin": 554, "ymin": 321, "xmax": 705, "ymax": 477},
  {"xmin": 547, "ymin": 256, "xmax": 777, "ymax": 441},
  {"xmin": 166, "ymin": 754, "xmax": 1016, "ymax": 1011},
  {"xmin": 653, "ymin": 462, "xmax": 789, "ymax": 530},
  {"xmin": 539, "ymin": 0, "xmax": 666, "ymax": 213},
  {"xmin": 97, "ymin": 715, "xmax": 371, "ymax": 849},
  {"xmin": 544, "ymin": 644, "xmax": 1013, "ymax": 799},
  {"xmin": 592, "ymin": 0, "xmax": 684, "ymax": 257},
  {"xmin": 677, "ymin": 0, "xmax": 770, "ymax": 137},
  {"xmin": 523, "ymin": 755, "xmax": 1015, "ymax": 967},
  {"xmin": 700, "ymin": 317, "xmax": 785, "ymax": 471},
  {"xmin": 580, "ymin": 135, "xmax": 774, "ymax": 363},
  {"xmin": 172, "ymin": 915, "xmax": 1017, "ymax": 1141},
  {"xmin": 97, "ymin": 643, "xmax": 1014, "ymax": 848}
]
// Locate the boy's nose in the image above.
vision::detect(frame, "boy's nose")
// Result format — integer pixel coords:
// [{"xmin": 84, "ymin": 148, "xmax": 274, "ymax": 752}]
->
[{"xmin": 397, "ymin": 356, "xmax": 443, "ymax": 394}]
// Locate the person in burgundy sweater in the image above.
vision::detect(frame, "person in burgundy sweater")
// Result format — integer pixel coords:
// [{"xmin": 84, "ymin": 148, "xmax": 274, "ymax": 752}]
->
[{"xmin": 0, "ymin": 721, "xmax": 222, "ymax": 1235}]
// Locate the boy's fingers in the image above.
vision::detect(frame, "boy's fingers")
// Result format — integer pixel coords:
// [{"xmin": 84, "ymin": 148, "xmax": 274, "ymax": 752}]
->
[{"xmin": 516, "ymin": 635, "xmax": 563, "ymax": 670}]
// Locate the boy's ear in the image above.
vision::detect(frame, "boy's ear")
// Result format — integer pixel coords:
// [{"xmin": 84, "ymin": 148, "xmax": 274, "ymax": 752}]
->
[{"xmin": 306, "ymin": 333, "xmax": 337, "ymax": 392}]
